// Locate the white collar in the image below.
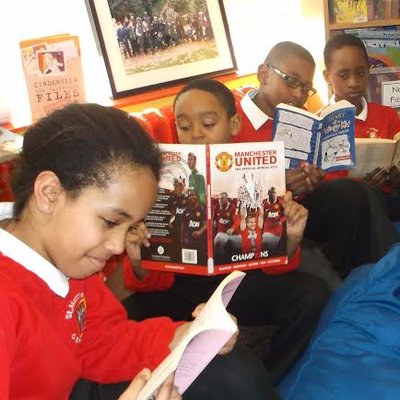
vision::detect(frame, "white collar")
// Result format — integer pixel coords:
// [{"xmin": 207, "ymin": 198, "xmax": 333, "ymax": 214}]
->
[
  {"xmin": 329, "ymin": 95, "xmax": 368, "ymax": 121},
  {"xmin": 0, "ymin": 202, "xmax": 13, "ymax": 220},
  {"xmin": 240, "ymin": 89, "xmax": 272, "ymax": 130},
  {"xmin": 0, "ymin": 202, "xmax": 69, "ymax": 298}
]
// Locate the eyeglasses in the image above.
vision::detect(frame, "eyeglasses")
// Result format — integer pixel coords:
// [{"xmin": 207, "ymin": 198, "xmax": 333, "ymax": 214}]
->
[{"xmin": 268, "ymin": 64, "xmax": 317, "ymax": 97}]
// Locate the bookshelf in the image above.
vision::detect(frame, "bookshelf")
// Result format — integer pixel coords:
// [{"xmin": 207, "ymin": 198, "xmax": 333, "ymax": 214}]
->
[
  {"xmin": 325, "ymin": 0, "xmax": 400, "ymax": 107},
  {"xmin": 324, "ymin": 0, "xmax": 400, "ymax": 39}
]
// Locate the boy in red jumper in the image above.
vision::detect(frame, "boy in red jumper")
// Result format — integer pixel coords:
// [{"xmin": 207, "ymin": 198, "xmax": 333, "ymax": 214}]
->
[
  {"xmin": 120, "ymin": 78, "xmax": 330, "ymax": 385},
  {"xmin": 0, "ymin": 104, "xmax": 241, "ymax": 400},
  {"xmin": 323, "ymin": 33, "xmax": 400, "ymax": 221},
  {"xmin": 234, "ymin": 41, "xmax": 399, "ymax": 278}
]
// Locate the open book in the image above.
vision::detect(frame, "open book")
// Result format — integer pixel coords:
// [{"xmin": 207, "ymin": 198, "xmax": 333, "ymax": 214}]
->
[
  {"xmin": 141, "ymin": 141, "xmax": 288, "ymax": 275},
  {"xmin": 272, "ymin": 100, "xmax": 356, "ymax": 172},
  {"xmin": 137, "ymin": 271, "xmax": 246, "ymax": 400},
  {"xmin": 348, "ymin": 135, "xmax": 400, "ymax": 178}
]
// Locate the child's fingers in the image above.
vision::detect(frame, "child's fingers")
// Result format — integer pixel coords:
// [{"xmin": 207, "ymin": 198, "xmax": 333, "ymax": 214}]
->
[
  {"xmin": 154, "ymin": 373, "xmax": 181, "ymax": 400},
  {"xmin": 117, "ymin": 368, "xmax": 151, "ymax": 400},
  {"xmin": 285, "ymin": 201, "xmax": 308, "ymax": 225}
]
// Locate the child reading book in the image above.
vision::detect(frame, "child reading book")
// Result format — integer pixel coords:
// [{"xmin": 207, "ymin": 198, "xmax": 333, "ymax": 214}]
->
[
  {"xmin": 323, "ymin": 32, "xmax": 400, "ymax": 221},
  {"xmin": 0, "ymin": 103, "xmax": 214, "ymax": 400},
  {"xmin": 233, "ymin": 40, "xmax": 399, "ymax": 278},
  {"xmin": 119, "ymin": 78, "xmax": 329, "ymax": 385}
]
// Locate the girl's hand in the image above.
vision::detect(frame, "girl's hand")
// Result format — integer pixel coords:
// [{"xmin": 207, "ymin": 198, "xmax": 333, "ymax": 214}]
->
[
  {"xmin": 118, "ymin": 369, "xmax": 180, "ymax": 400},
  {"xmin": 169, "ymin": 304, "xmax": 238, "ymax": 355}
]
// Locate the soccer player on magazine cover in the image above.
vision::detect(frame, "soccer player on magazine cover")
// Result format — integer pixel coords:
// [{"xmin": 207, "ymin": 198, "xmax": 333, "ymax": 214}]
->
[{"xmin": 115, "ymin": 78, "xmax": 329, "ymax": 390}]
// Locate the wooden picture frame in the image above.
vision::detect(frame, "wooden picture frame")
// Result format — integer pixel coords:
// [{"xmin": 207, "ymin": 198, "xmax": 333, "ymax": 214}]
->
[{"xmin": 87, "ymin": 0, "xmax": 237, "ymax": 99}]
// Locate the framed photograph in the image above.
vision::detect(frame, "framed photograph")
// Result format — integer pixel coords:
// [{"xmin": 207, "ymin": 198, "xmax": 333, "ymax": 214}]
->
[{"xmin": 88, "ymin": 0, "xmax": 237, "ymax": 99}]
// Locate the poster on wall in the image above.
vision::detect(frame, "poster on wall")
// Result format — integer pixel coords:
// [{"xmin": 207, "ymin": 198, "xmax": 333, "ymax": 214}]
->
[{"xmin": 87, "ymin": 0, "xmax": 237, "ymax": 98}]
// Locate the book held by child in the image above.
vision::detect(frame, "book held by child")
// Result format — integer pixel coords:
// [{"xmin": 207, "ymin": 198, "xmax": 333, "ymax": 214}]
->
[
  {"xmin": 272, "ymin": 100, "xmax": 356, "ymax": 172},
  {"xmin": 141, "ymin": 141, "xmax": 287, "ymax": 275},
  {"xmin": 19, "ymin": 34, "xmax": 86, "ymax": 121},
  {"xmin": 137, "ymin": 271, "xmax": 245, "ymax": 400},
  {"xmin": 349, "ymin": 134, "xmax": 400, "ymax": 178}
]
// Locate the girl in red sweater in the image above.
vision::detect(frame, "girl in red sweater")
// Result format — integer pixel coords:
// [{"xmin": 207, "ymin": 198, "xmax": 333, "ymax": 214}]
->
[{"xmin": 0, "ymin": 103, "xmax": 240, "ymax": 400}]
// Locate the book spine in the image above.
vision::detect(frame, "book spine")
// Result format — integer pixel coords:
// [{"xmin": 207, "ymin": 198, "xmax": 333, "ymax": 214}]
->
[
  {"xmin": 315, "ymin": 131, "xmax": 322, "ymax": 166},
  {"xmin": 205, "ymin": 144, "xmax": 214, "ymax": 275}
]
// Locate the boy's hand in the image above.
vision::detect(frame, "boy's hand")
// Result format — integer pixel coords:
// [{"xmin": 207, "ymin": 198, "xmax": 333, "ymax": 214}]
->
[
  {"xmin": 303, "ymin": 164, "xmax": 325, "ymax": 188},
  {"xmin": 125, "ymin": 222, "xmax": 151, "ymax": 280},
  {"xmin": 283, "ymin": 191, "xmax": 308, "ymax": 257},
  {"xmin": 286, "ymin": 164, "xmax": 324, "ymax": 196},
  {"xmin": 118, "ymin": 369, "xmax": 180, "ymax": 400},
  {"xmin": 125, "ymin": 222, "xmax": 151, "ymax": 261},
  {"xmin": 363, "ymin": 167, "xmax": 389, "ymax": 189},
  {"xmin": 388, "ymin": 165, "xmax": 400, "ymax": 187}
]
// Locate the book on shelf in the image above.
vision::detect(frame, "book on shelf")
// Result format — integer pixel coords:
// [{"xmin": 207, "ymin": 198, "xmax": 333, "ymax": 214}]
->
[
  {"xmin": 272, "ymin": 100, "xmax": 356, "ymax": 172},
  {"xmin": 348, "ymin": 135, "xmax": 400, "ymax": 178},
  {"xmin": 137, "ymin": 270, "xmax": 245, "ymax": 400},
  {"xmin": 141, "ymin": 141, "xmax": 288, "ymax": 276},
  {"xmin": 330, "ymin": 0, "xmax": 368, "ymax": 23},
  {"xmin": 0, "ymin": 126, "xmax": 23, "ymax": 163},
  {"xmin": 19, "ymin": 34, "xmax": 86, "ymax": 122},
  {"xmin": 345, "ymin": 27, "xmax": 400, "ymax": 103},
  {"xmin": 349, "ymin": 28, "xmax": 400, "ymax": 72}
]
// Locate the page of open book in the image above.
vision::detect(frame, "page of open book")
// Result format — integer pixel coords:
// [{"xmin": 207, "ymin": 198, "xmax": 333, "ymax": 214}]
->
[
  {"xmin": 319, "ymin": 99, "xmax": 354, "ymax": 118},
  {"xmin": 137, "ymin": 271, "xmax": 246, "ymax": 400},
  {"xmin": 273, "ymin": 106, "xmax": 319, "ymax": 167},
  {"xmin": 348, "ymin": 138, "xmax": 397, "ymax": 178}
]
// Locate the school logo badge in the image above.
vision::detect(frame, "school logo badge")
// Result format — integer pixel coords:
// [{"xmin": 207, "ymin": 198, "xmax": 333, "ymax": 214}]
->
[
  {"xmin": 215, "ymin": 152, "xmax": 233, "ymax": 172},
  {"xmin": 367, "ymin": 127, "xmax": 379, "ymax": 138},
  {"xmin": 65, "ymin": 292, "xmax": 87, "ymax": 344},
  {"xmin": 75, "ymin": 297, "xmax": 86, "ymax": 337}
]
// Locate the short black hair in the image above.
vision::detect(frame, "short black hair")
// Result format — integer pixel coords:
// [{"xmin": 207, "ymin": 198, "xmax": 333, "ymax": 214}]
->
[
  {"xmin": 173, "ymin": 78, "xmax": 236, "ymax": 117},
  {"xmin": 265, "ymin": 41, "xmax": 315, "ymax": 67},
  {"xmin": 11, "ymin": 103, "xmax": 161, "ymax": 217},
  {"xmin": 324, "ymin": 33, "xmax": 369, "ymax": 68}
]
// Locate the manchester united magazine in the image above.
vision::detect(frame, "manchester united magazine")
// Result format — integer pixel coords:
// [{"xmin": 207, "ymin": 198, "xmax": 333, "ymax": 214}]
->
[{"xmin": 141, "ymin": 141, "xmax": 288, "ymax": 275}]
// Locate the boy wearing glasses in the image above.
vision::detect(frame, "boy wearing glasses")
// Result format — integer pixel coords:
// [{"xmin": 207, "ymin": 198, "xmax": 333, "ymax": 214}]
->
[{"xmin": 235, "ymin": 41, "xmax": 398, "ymax": 279}]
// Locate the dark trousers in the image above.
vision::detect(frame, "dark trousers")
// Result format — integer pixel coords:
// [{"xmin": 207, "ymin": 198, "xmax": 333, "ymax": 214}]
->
[
  {"xmin": 69, "ymin": 271, "xmax": 284, "ymax": 399},
  {"xmin": 69, "ymin": 349, "xmax": 280, "ymax": 400},
  {"xmin": 122, "ymin": 270, "xmax": 329, "ymax": 384},
  {"xmin": 300, "ymin": 179, "xmax": 399, "ymax": 278}
]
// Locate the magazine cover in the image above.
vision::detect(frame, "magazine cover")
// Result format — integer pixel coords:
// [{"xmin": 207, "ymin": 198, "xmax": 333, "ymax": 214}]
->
[
  {"xmin": 141, "ymin": 142, "xmax": 288, "ymax": 275},
  {"xmin": 19, "ymin": 34, "xmax": 86, "ymax": 121}
]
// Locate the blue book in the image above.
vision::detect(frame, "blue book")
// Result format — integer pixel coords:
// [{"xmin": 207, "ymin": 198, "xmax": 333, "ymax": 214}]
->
[{"xmin": 272, "ymin": 100, "xmax": 356, "ymax": 172}]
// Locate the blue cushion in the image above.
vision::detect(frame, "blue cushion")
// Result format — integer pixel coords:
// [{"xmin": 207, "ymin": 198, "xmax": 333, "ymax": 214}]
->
[{"xmin": 278, "ymin": 243, "xmax": 400, "ymax": 400}]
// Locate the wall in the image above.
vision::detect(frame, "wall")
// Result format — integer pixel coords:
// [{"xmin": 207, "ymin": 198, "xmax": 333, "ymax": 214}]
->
[{"xmin": 0, "ymin": 0, "xmax": 327, "ymax": 127}]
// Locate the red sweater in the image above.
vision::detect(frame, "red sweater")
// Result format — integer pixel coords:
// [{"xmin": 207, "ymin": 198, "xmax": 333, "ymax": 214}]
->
[{"xmin": 0, "ymin": 252, "xmax": 180, "ymax": 400}]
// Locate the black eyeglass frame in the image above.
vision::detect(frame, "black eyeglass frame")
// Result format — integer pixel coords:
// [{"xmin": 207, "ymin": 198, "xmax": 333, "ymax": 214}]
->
[{"xmin": 268, "ymin": 64, "xmax": 317, "ymax": 97}]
